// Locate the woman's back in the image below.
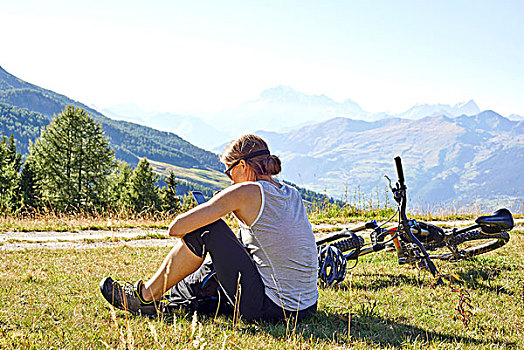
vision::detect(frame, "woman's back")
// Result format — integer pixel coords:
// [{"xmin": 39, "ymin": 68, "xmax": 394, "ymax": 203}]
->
[{"xmin": 238, "ymin": 180, "xmax": 318, "ymax": 311}]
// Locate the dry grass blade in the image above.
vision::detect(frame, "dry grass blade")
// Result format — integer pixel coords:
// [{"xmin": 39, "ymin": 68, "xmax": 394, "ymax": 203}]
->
[
  {"xmin": 125, "ymin": 319, "xmax": 135, "ymax": 350},
  {"xmin": 232, "ymin": 272, "xmax": 242, "ymax": 328},
  {"xmin": 148, "ymin": 320, "xmax": 159, "ymax": 344},
  {"xmin": 452, "ymin": 286, "xmax": 473, "ymax": 329}
]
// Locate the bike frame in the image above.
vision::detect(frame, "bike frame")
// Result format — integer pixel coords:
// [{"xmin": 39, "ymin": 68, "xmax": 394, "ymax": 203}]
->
[
  {"xmin": 316, "ymin": 156, "xmax": 512, "ymax": 286},
  {"xmin": 316, "ymin": 157, "xmax": 444, "ymax": 283}
]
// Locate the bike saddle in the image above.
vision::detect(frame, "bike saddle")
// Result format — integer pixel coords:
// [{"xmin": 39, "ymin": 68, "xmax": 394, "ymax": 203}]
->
[{"xmin": 475, "ymin": 208, "xmax": 514, "ymax": 233}]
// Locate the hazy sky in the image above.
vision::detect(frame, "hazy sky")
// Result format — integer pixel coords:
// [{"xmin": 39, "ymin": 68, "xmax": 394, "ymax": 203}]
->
[{"xmin": 1, "ymin": 0, "xmax": 523, "ymax": 117}]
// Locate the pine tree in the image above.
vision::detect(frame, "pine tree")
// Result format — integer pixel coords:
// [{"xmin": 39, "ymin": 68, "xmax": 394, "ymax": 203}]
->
[
  {"xmin": 128, "ymin": 158, "xmax": 161, "ymax": 212},
  {"xmin": 161, "ymin": 170, "xmax": 180, "ymax": 214},
  {"xmin": 107, "ymin": 161, "xmax": 133, "ymax": 211},
  {"xmin": 19, "ymin": 156, "xmax": 38, "ymax": 208},
  {"xmin": 0, "ymin": 135, "xmax": 21, "ymax": 212},
  {"xmin": 6, "ymin": 134, "xmax": 22, "ymax": 173},
  {"xmin": 30, "ymin": 106, "xmax": 115, "ymax": 211}
]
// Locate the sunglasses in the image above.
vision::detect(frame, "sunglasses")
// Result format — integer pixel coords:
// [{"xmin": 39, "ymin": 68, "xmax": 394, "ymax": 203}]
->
[{"xmin": 224, "ymin": 149, "xmax": 270, "ymax": 180}]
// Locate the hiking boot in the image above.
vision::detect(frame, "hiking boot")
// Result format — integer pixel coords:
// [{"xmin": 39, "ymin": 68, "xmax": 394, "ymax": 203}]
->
[{"xmin": 99, "ymin": 277, "xmax": 166, "ymax": 316}]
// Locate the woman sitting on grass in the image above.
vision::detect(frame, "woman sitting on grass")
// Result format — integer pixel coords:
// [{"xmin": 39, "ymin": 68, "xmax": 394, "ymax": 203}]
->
[{"xmin": 100, "ymin": 134, "xmax": 318, "ymax": 322}]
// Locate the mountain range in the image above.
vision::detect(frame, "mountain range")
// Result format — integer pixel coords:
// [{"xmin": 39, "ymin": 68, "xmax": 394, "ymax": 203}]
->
[
  {"xmin": 104, "ymin": 85, "xmax": 523, "ymax": 151},
  {"xmin": 102, "ymin": 86, "xmax": 369, "ymax": 149},
  {"xmin": 256, "ymin": 112, "xmax": 523, "ymax": 207},
  {"xmin": 103, "ymin": 86, "xmax": 524, "ymax": 208},
  {"xmin": 1, "ymin": 66, "xmax": 522, "ymax": 208}
]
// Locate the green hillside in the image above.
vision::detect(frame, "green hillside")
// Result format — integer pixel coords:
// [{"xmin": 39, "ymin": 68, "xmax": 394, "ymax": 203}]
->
[
  {"xmin": 0, "ymin": 103, "xmax": 48, "ymax": 154},
  {"xmin": 149, "ymin": 159, "xmax": 230, "ymax": 191},
  {"xmin": 0, "ymin": 66, "xmax": 222, "ymax": 171}
]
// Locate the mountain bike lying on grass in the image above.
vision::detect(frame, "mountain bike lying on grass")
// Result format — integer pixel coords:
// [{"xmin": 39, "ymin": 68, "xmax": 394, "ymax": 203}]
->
[{"xmin": 317, "ymin": 156, "xmax": 514, "ymax": 286}]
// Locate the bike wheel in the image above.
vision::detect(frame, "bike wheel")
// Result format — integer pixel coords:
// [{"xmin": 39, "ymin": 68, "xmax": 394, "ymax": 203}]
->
[{"xmin": 429, "ymin": 230, "xmax": 510, "ymax": 261}]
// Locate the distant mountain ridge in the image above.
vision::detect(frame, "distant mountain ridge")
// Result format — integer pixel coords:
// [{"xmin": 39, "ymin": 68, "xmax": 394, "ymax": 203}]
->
[
  {"xmin": 208, "ymin": 86, "xmax": 495, "ymax": 137},
  {"xmin": 387, "ymin": 100, "xmax": 481, "ymax": 120},
  {"xmin": 100, "ymin": 85, "xmax": 521, "ymax": 150},
  {"xmin": 257, "ymin": 110, "xmax": 523, "ymax": 207},
  {"xmin": 102, "ymin": 104, "xmax": 228, "ymax": 151},
  {"xmin": 210, "ymin": 85, "xmax": 369, "ymax": 136}
]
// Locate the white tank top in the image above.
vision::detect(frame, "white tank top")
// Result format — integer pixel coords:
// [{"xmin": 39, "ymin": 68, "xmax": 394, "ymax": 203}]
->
[{"xmin": 238, "ymin": 180, "xmax": 318, "ymax": 311}]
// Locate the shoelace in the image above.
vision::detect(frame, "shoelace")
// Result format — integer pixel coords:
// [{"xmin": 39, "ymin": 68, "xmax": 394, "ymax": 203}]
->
[
  {"xmin": 114, "ymin": 280, "xmax": 168, "ymax": 307},
  {"xmin": 112, "ymin": 280, "xmax": 146, "ymax": 304}
]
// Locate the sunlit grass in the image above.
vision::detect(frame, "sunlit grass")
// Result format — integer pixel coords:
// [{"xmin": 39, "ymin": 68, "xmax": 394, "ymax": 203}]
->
[
  {"xmin": 1, "ymin": 231, "xmax": 522, "ymax": 348},
  {"xmin": 0, "ymin": 210, "xmax": 172, "ymax": 233},
  {"xmin": 0, "ymin": 203, "xmax": 247, "ymax": 233}
]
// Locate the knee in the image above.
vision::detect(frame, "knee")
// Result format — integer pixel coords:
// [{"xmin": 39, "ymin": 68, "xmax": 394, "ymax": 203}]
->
[
  {"xmin": 182, "ymin": 231, "xmax": 207, "ymax": 258},
  {"xmin": 182, "ymin": 220, "xmax": 235, "ymax": 256}
]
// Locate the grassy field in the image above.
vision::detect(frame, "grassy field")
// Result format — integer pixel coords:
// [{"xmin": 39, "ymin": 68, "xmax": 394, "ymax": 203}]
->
[
  {"xmin": 1, "ymin": 226, "xmax": 522, "ymax": 349},
  {"xmin": 0, "ymin": 212, "xmax": 173, "ymax": 233}
]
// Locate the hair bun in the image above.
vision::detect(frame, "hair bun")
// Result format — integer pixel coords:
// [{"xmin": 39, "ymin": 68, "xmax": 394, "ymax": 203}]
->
[{"xmin": 265, "ymin": 154, "xmax": 281, "ymax": 176}]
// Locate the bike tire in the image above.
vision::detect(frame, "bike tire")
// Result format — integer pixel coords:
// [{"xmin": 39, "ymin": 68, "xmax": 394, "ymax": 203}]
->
[
  {"xmin": 330, "ymin": 236, "xmax": 364, "ymax": 254},
  {"xmin": 429, "ymin": 230, "xmax": 510, "ymax": 261}
]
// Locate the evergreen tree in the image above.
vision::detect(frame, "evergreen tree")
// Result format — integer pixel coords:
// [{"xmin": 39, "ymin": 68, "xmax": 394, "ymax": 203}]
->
[
  {"xmin": 107, "ymin": 161, "xmax": 133, "ymax": 211},
  {"xmin": 0, "ymin": 135, "xmax": 20, "ymax": 211},
  {"xmin": 6, "ymin": 134, "xmax": 22, "ymax": 173},
  {"xmin": 30, "ymin": 106, "xmax": 115, "ymax": 211},
  {"xmin": 128, "ymin": 158, "xmax": 161, "ymax": 212},
  {"xmin": 161, "ymin": 170, "xmax": 180, "ymax": 214},
  {"xmin": 19, "ymin": 155, "xmax": 38, "ymax": 208}
]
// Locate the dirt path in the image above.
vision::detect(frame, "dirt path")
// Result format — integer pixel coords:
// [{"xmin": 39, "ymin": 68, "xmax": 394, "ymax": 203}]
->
[
  {"xmin": 1, "ymin": 219, "xmax": 522, "ymax": 251},
  {"xmin": 0, "ymin": 228, "xmax": 177, "ymax": 251}
]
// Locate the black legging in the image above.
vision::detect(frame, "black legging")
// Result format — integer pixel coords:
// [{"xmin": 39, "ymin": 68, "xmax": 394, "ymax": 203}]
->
[{"xmin": 170, "ymin": 219, "xmax": 316, "ymax": 322}]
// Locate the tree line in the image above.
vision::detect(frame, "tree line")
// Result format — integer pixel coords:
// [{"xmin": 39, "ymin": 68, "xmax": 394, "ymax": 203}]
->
[{"xmin": 0, "ymin": 106, "xmax": 183, "ymax": 215}]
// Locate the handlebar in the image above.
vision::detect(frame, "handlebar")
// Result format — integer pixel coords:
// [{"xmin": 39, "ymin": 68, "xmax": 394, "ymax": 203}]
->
[{"xmin": 394, "ymin": 156, "xmax": 405, "ymax": 185}]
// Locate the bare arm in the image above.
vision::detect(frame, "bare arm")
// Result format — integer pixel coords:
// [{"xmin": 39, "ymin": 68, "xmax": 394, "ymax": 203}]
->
[{"xmin": 168, "ymin": 182, "xmax": 261, "ymax": 238}]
